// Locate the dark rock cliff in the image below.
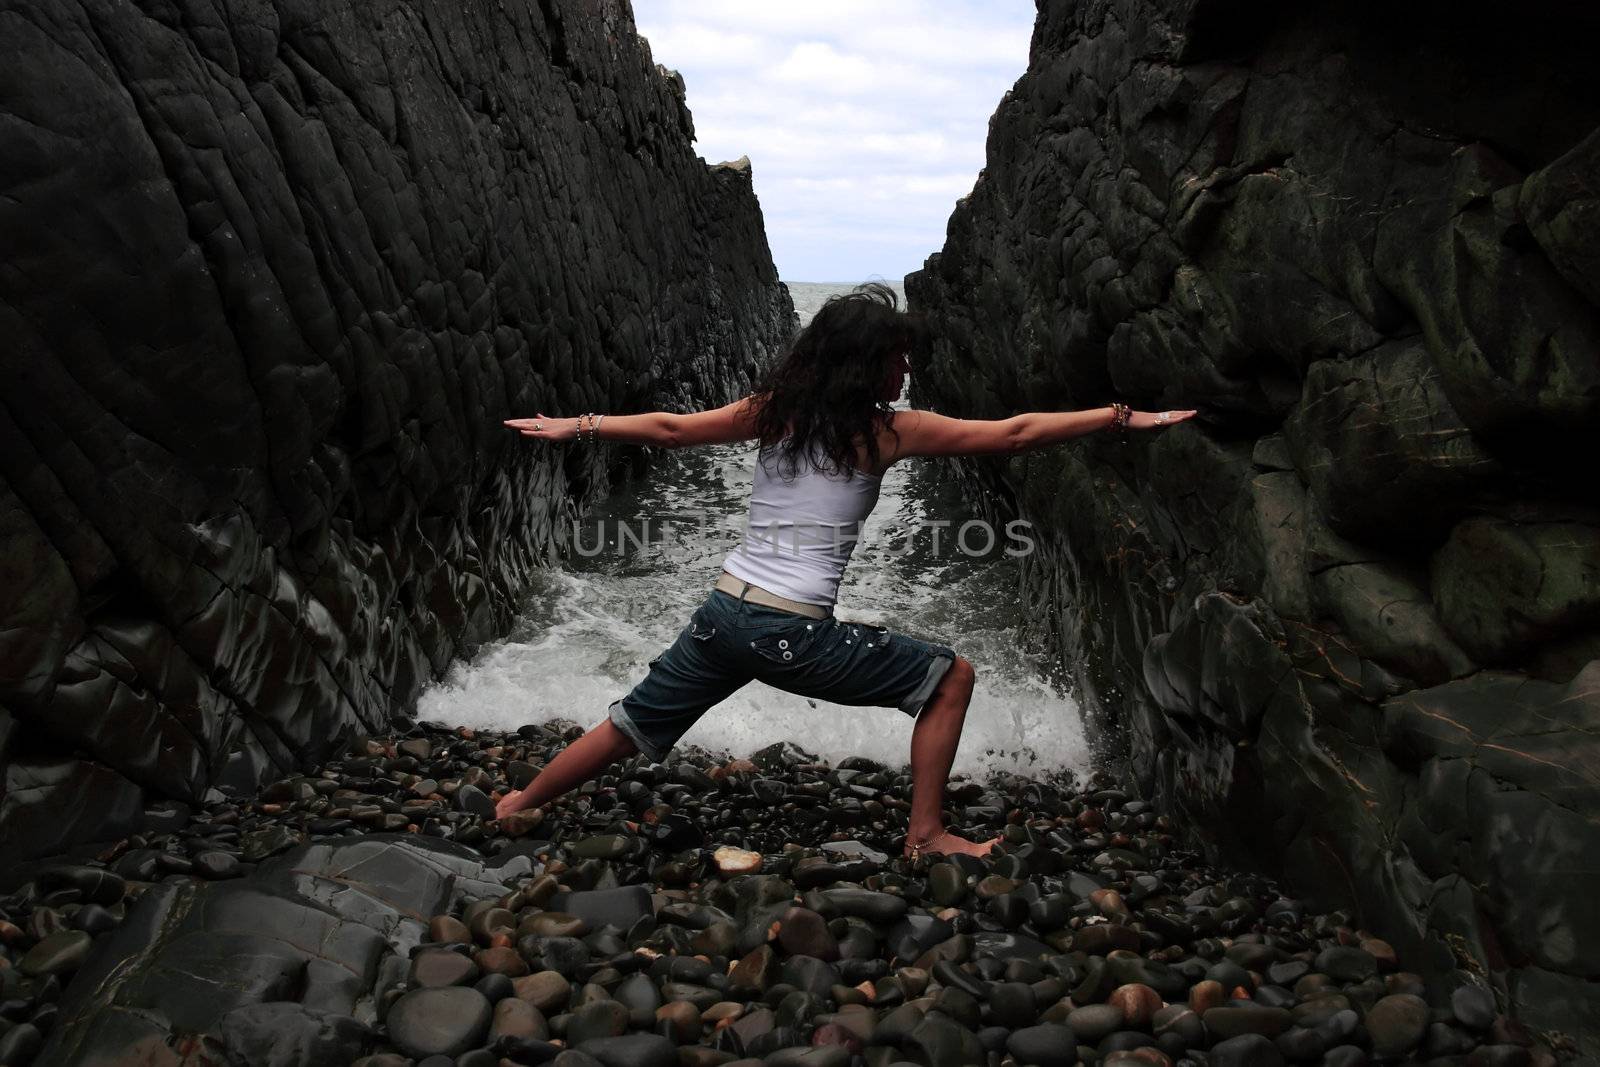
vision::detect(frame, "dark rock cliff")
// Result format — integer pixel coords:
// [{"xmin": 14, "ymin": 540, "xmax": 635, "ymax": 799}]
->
[
  {"xmin": 0, "ymin": 0, "xmax": 793, "ymax": 859},
  {"xmin": 909, "ymin": 0, "xmax": 1599, "ymax": 1049}
]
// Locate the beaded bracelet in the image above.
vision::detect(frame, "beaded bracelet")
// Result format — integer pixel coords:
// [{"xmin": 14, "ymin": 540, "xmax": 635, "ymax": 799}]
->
[{"xmin": 1108, "ymin": 402, "xmax": 1132, "ymax": 435}]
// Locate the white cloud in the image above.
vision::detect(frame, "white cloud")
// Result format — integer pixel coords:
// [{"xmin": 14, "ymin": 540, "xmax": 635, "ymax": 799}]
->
[
  {"xmin": 904, "ymin": 172, "xmax": 979, "ymax": 196},
  {"xmin": 856, "ymin": 131, "xmax": 949, "ymax": 157},
  {"xmin": 773, "ymin": 171, "xmax": 976, "ymax": 203},
  {"xmin": 768, "ymin": 41, "xmax": 879, "ymax": 91},
  {"xmin": 638, "ymin": 24, "xmax": 779, "ymax": 68},
  {"xmin": 767, "ymin": 42, "xmax": 965, "ymax": 98},
  {"xmin": 633, "ymin": 1, "xmax": 1032, "ymax": 281},
  {"xmin": 852, "ymin": 22, "xmax": 1036, "ymax": 67},
  {"xmin": 639, "ymin": 1, "xmax": 931, "ymax": 37}
]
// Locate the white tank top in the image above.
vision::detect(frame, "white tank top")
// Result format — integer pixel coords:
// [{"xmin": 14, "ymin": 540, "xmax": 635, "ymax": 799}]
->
[{"xmin": 720, "ymin": 438, "xmax": 883, "ymax": 607}]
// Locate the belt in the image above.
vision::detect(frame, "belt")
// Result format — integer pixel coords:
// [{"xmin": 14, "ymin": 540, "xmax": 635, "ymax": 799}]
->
[{"xmin": 715, "ymin": 571, "xmax": 833, "ymax": 619}]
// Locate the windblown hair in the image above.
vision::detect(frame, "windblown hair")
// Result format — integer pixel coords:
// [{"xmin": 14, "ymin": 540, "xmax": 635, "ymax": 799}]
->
[{"xmin": 750, "ymin": 282, "xmax": 930, "ymax": 481}]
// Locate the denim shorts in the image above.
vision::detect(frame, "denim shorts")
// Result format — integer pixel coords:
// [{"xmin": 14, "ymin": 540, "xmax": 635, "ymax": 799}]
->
[{"xmin": 607, "ymin": 587, "xmax": 959, "ymax": 763}]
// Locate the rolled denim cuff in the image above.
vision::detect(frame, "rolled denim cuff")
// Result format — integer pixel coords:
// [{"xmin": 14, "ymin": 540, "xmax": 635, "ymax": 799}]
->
[
  {"xmin": 899, "ymin": 650, "xmax": 956, "ymax": 718},
  {"xmin": 608, "ymin": 699, "xmax": 671, "ymax": 763}
]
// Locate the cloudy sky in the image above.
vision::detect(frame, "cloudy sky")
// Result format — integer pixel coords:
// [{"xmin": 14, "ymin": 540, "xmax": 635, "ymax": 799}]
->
[{"xmin": 632, "ymin": 1, "xmax": 1035, "ymax": 284}]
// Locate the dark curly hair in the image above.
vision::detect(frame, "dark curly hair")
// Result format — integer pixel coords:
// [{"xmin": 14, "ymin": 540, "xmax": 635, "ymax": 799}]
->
[{"xmin": 750, "ymin": 282, "xmax": 930, "ymax": 481}]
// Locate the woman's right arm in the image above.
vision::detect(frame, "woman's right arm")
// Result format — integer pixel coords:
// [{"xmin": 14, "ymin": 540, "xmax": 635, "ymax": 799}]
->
[{"xmin": 889, "ymin": 406, "xmax": 1196, "ymax": 459}]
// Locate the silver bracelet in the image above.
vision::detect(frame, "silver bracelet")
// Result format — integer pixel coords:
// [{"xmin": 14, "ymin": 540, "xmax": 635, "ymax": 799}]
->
[{"xmin": 593, "ymin": 414, "xmax": 605, "ymax": 443}]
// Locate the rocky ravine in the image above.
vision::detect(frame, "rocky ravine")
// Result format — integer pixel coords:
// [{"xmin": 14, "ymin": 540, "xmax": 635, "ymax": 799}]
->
[
  {"xmin": 907, "ymin": 0, "xmax": 1599, "ymax": 1054},
  {"xmin": 0, "ymin": 0, "xmax": 793, "ymax": 859}
]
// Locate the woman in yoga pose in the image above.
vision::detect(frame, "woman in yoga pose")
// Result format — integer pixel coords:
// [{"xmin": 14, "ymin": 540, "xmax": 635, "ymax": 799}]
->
[{"xmin": 494, "ymin": 282, "xmax": 1195, "ymax": 858}]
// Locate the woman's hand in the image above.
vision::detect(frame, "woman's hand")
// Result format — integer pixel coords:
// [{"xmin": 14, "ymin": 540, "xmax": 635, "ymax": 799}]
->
[
  {"xmin": 1128, "ymin": 408, "xmax": 1198, "ymax": 431},
  {"xmin": 504, "ymin": 412, "xmax": 579, "ymax": 441}
]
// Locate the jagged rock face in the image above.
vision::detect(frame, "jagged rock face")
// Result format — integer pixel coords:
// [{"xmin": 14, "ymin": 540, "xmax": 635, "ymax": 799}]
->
[
  {"xmin": 0, "ymin": 0, "xmax": 793, "ymax": 859},
  {"xmin": 909, "ymin": 0, "xmax": 1599, "ymax": 1046}
]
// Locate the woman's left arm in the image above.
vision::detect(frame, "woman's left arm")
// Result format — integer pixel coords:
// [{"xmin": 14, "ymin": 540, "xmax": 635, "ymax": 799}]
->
[{"xmin": 505, "ymin": 395, "xmax": 762, "ymax": 449}]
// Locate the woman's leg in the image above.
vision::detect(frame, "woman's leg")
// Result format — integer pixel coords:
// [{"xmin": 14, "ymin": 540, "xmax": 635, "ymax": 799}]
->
[
  {"xmin": 494, "ymin": 718, "xmax": 638, "ymax": 820},
  {"xmin": 495, "ymin": 594, "xmax": 747, "ymax": 821},
  {"xmin": 905, "ymin": 655, "xmax": 1000, "ymax": 858}
]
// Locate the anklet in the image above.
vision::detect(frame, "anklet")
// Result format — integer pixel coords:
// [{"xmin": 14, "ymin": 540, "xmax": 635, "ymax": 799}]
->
[{"xmin": 906, "ymin": 833, "xmax": 940, "ymax": 863}]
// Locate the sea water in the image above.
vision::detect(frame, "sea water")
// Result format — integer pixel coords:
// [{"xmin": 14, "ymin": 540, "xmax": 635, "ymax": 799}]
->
[{"xmin": 418, "ymin": 281, "xmax": 1088, "ymax": 777}]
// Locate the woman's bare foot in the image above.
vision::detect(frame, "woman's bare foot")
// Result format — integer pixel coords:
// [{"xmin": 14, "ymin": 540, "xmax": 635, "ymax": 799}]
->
[
  {"xmin": 903, "ymin": 828, "xmax": 1001, "ymax": 860},
  {"xmin": 491, "ymin": 718, "xmax": 638, "ymax": 822},
  {"xmin": 494, "ymin": 787, "xmax": 536, "ymax": 821}
]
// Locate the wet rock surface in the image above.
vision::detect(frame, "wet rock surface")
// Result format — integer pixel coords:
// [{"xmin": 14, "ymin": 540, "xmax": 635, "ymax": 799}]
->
[
  {"xmin": 0, "ymin": 723, "xmax": 1555, "ymax": 1065},
  {"xmin": 0, "ymin": 0, "xmax": 793, "ymax": 860},
  {"xmin": 906, "ymin": 0, "xmax": 1600, "ymax": 1051}
]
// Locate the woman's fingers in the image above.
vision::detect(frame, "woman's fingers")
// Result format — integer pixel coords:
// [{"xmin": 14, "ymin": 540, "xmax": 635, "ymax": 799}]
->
[
  {"xmin": 505, "ymin": 413, "xmax": 559, "ymax": 438},
  {"xmin": 1130, "ymin": 408, "xmax": 1200, "ymax": 430}
]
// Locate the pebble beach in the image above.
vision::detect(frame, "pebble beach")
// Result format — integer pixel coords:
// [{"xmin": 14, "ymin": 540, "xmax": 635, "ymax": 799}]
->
[{"xmin": 0, "ymin": 721, "xmax": 1545, "ymax": 1066}]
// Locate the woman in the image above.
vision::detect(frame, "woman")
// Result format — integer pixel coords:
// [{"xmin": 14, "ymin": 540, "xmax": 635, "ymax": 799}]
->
[{"xmin": 494, "ymin": 283, "xmax": 1196, "ymax": 859}]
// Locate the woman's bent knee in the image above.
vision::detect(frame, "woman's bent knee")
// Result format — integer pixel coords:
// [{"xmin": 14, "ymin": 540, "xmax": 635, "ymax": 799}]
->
[{"xmin": 944, "ymin": 655, "xmax": 976, "ymax": 692}]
